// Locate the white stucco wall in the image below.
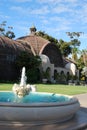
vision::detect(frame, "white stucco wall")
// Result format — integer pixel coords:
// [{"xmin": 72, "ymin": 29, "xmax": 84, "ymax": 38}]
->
[
  {"xmin": 54, "ymin": 67, "xmax": 70, "ymax": 75},
  {"xmin": 40, "ymin": 54, "xmax": 78, "ymax": 82},
  {"xmin": 65, "ymin": 63, "xmax": 76, "ymax": 75}
]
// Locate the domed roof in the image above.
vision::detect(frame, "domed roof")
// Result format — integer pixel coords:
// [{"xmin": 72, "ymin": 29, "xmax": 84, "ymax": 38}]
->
[
  {"xmin": 17, "ymin": 35, "xmax": 50, "ymax": 55},
  {"xmin": 0, "ymin": 36, "xmax": 32, "ymax": 54},
  {"xmin": 17, "ymin": 28, "xmax": 64, "ymax": 67}
]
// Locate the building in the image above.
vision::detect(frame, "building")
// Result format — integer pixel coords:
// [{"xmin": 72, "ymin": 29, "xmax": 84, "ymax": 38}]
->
[
  {"xmin": 0, "ymin": 26, "xmax": 78, "ymax": 82},
  {"xmin": 0, "ymin": 36, "xmax": 32, "ymax": 81}
]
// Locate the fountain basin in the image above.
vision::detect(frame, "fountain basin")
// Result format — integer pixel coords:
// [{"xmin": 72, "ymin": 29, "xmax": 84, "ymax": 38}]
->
[{"xmin": 0, "ymin": 92, "xmax": 80, "ymax": 124}]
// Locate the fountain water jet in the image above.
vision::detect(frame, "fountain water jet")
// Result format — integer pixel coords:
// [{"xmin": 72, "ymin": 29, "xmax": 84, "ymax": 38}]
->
[
  {"xmin": 20, "ymin": 67, "xmax": 27, "ymax": 87},
  {"xmin": 12, "ymin": 67, "xmax": 36, "ymax": 98}
]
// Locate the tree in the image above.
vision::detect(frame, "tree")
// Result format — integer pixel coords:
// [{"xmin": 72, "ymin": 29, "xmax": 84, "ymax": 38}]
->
[
  {"xmin": 77, "ymin": 49, "xmax": 87, "ymax": 69},
  {"xmin": 66, "ymin": 32, "xmax": 82, "ymax": 39},
  {"xmin": 37, "ymin": 31, "xmax": 72, "ymax": 57},
  {"xmin": 81, "ymin": 49, "xmax": 87, "ymax": 66},
  {"xmin": 16, "ymin": 51, "xmax": 42, "ymax": 83},
  {"xmin": 0, "ymin": 21, "xmax": 6, "ymax": 36},
  {"xmin": 37, "ymin": 31, "xmax": 58, "ymax": 44},
  {"xmin": 66, "ymin": 32, "xmax": 83, "ymax": 61},
  {"xmin": 58, "ymin": 39, "xmax": 72, "ymax": 57},
  {"xmin": 82, "ymin": 67, "xmax": 87, "ymax": 77},
  {"xmin": 77, "ymin": 58, "xmax": 84, "ymax": 69},
  {"xmin": 0, "ymin": 21, "xmax": 15, "ymax": 39},
  {"xmin": 76, "ymin": 49, "xmax": 87, "ymax": 81},
  {"xmin": 81, "ymin": 67, "xmax": 87, "ymax": 83},
  {"xmin": 71, "ymin": 47, "xmax": 79, "ymax": 61}
]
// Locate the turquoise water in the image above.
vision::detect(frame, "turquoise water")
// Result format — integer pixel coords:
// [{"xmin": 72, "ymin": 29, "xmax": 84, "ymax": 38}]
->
[{"xmin": 0, "ymin": 92, "xmax": 70, "ymax": 103}]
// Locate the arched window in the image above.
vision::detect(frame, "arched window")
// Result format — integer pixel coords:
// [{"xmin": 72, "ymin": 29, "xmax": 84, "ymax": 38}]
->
[
  {"xmin": 54, "ymin": 70, "xmax": 57, "ymax": 80},
  {"xmin": 66, "ymin": 72, "xmax": 70, "ymax": 81},
  {"xmin": 60, "ymin": 71, "xmax": 64, "ymax": 75}
]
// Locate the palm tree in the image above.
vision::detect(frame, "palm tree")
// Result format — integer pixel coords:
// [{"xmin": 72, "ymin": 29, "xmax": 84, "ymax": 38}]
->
[
  {"xmin": 72, "ymin": 47, "xmax": 79, "ymax": 62},
  {"xmin": 81, "ymin": 49, "xmax": 87, "ymax": 66}
]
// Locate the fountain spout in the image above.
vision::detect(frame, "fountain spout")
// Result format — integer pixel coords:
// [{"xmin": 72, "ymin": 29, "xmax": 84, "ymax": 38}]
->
[{"xmin": 12, "ymin": 67, "xmax": 36, "ymax": 98}]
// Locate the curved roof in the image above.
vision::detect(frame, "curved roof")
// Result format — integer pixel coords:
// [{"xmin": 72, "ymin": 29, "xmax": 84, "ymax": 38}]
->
[
  {"xmin": 0, "ymin": 36, "xmax": 32, "ymax": 54},
  {"xmin": 17, "ymin": 33, "xmax": 64, "ymax": 67},
  {"xmin": 0, "ymin": 26, "xmax": 64, "ymax": 68},
  {"xmin": 17, "ymin": 35, "xmax": 50, "ymax": 55}
]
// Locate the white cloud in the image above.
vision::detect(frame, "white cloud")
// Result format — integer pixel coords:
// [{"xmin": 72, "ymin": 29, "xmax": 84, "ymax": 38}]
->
[
  {"xmin": 69, "ymin": 3, "xmax": 87, "ymax": 24},
  {"xmin": 58, "ymin": 24, "xmax": 71, "ymax": 31},
  {"xmin": 0, "ymin": 12, "xmax": 10, "ymax": 19},
  {"xmin": 41, "ymin": 19, "xmax": 49, "ymax": 24},
  {"xmin": 30, "ymin": 6, "xmax": 49, "ymax": 15},
  {"xmin": 37, "ymin": 0, "xmax": 61, "ymax": 3},
  {"xmin": 11, "ymin": 6, "xmax": 23, "ymax": 12},
  {"xmin": 80, "ymin": 4, "xmax": 87, "ymax": 23},
  {"xmin": 50, "ymin": 16, "xmax": 72, "ymax": 26},
  {"xmin": 64, "ymin": 0, "xmax": 77, "ymax": 3},
  {"xmin": 41, "ymin": 20, "xmax": 71, "ymax": 35},
  {"xmin": 11, "ymin": 6, "xmax": 49, "ymax": 15},
  {"xmin": 8, "ymin": 0, "xmax": 87, "ymax": 44},
  {"xmin": 53, "ymin": 4, "xmax": 72, "ymax": 13},
  {"xmin": 10, "ymin": 0, "xmax": 31, "ymax": 2},
  {"xmin": 37, "ymin": 0, "xmax": 78, "ymax": 4}
]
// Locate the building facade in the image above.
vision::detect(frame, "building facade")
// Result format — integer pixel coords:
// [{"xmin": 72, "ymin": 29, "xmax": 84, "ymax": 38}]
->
[{"xmin": 0, "ymin": 26, "xmax": 78, "ymax": 82}]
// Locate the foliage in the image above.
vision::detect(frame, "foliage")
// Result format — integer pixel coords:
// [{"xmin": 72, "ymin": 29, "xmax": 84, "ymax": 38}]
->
[
  {"xmin": 42, "ymin": 69, "xmax": 50, "ymax": 79},
  {"xmin": 66, "ymin": 32, "xmax": 82, "ymax": 60},
  {"xmin": 16, "ymin": 51, "xmax": 42, "ymax": 83},
  {"xmin": 16, "ymin": 52, "xmax": 41, "ymax": 69},
  {"xmin": 37, "ymin": 31, "xmax": 72, "ymax": 57},
  {"xmin": 80, "ymin": 49, "xmax": 87, "ymax": 66},
  {"xmin": 66, "ymin": 32, "xmax": 83, "ymax": 39},
  {"xmin": 76, "ymin": 49, "xmax": 87, "ymax": 78},
  {"xmin": 5, "ymin": 31, "xmax": 15, "ymax": 39},
  {"xmin": 82, "ymin": 67, "xmax": 87, "ymax": 77},
  {"xmin": 0, "ymin": 21, "xmax": 15, "ymax": 39},
  {"xmin": 37, "ymin": 31, "xmax": 82, "ymax": 58},
  {"xmin": 26, "ymin": 68, "xmax": 40, "ymax": 83},
  {"xmin": 58, "ymin": 32, "xmax": 82, "ymax": 58},
  {"xmin": 37, "ymin": 31, "xmax": 58, "ymax": 44},
  {"xmin": 77, "ymin": 56, "xmax": 85, "ymax": 69},
  {"xmin": 70, "ymin": 39, "xmax": 80, "ymax": 47},
  {"xmin": 58, "ymin": 39, "xmax": 72, "ymax": 57}
]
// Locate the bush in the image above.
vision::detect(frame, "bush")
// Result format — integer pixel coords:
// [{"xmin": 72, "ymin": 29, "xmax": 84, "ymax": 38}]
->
[
  {"xmin": 16, "ymin": 52, "xmax": 41, "ymax": 83},
  {"xmin": 27, "ymin": 68, "xmax": 40, "ymax": 83}
]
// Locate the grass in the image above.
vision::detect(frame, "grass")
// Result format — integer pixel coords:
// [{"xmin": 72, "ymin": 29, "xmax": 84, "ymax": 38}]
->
[
  {"xmin": 37, "ymin": 84, "xmax": 87, "ymax": 95},
  {"xmin": 0, "ymin": 83, "xmax": 87, "ymax": 95},
  {"xmin": 0, "ymin": 83, "xmax": 13, "ymax": 91}
]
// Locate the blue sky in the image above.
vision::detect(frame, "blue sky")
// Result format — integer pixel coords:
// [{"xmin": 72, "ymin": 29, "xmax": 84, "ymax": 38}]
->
[{"xmin": 0, "ymin": 0, "xmax": 87, "ymax": 50}]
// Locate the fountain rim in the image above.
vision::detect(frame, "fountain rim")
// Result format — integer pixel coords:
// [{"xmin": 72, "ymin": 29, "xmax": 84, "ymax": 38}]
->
[{"xmin": 0, "ymin": 91, "xmax": 79, "ymax": 107}]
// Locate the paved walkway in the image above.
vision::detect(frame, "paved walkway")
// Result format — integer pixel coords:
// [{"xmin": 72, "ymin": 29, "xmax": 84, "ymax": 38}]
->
[{"xmin": 75, "ymin": 93, "xmax": 87, "ymax": 113}]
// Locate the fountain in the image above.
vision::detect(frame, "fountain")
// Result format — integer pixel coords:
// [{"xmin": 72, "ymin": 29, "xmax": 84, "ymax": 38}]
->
[
  {"xmin": 12, "ymin": 67, "xmax": 36, "ymax": 98},
  {"xmin": 0, "ymin": 67, "xmax": 80, "ymax": 124}
]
